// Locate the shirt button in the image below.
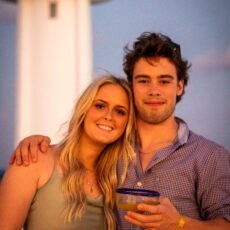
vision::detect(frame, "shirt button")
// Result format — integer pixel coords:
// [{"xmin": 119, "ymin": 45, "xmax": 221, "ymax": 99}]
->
[{"xmin": 137, "ymin": 181, "xmax": 142, "ymax": 187}]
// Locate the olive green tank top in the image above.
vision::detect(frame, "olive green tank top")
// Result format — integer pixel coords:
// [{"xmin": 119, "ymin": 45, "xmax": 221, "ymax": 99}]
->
[{"xmin": 24, "ymin": 166, "xmax": 106, "ymax": 230}]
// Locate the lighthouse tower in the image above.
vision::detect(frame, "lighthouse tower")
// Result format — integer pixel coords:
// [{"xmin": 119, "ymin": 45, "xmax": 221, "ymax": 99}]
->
[{"xmin": 4, "ymin": 0, "xmax": 109, "ymax": 144}]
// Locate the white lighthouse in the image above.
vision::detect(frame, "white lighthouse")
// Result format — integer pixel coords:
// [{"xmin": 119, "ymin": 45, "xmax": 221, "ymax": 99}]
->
[{"xmin": 4, "ymin": 0, "xmax": 109, "ymax": 144}]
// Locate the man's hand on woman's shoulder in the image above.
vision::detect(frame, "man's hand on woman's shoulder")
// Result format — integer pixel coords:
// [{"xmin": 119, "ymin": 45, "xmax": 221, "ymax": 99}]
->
[{"xmin": 9, "ymin": 135, "xmax": 51, "ymax": 166}]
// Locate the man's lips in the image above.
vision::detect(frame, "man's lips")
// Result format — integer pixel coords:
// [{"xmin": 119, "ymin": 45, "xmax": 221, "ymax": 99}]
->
[{"xmin": 144, "ymin": 101, "xmax": 165, "ymax": 106}]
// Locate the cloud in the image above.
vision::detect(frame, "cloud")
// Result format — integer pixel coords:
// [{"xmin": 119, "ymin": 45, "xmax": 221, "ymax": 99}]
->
[
  {"xmin": 192, "ymin": 46, "xmax": 230, "ymax": 72},
  {"xmin": 0, "ymin": 1, "xmax": 17, "ymax": 22}
]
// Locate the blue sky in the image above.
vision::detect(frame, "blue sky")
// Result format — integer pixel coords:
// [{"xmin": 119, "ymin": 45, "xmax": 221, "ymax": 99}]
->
[
  {"xmin": 0, "ymin": 0, "xmax": 230, "ymax": 169},
  {"xmin": 91, "ymin": 0, "xmax": 230, "ymax": 152}
]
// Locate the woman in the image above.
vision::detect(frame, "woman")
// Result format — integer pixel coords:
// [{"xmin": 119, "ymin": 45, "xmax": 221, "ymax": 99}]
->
[{"xmin": 0, "ymin": 75, "xmax": 135, "ymax": 230}]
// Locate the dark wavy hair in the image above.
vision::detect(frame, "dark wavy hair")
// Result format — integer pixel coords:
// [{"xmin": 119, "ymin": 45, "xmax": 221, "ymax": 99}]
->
[{"xmin": 123, "ymin": 32, "xmax": 191, "ymax": 103}]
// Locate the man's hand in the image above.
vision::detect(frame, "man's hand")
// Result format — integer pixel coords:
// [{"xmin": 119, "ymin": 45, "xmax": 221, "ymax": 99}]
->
[
  {"xmin": 9, "ymin": 135, "xmax": 51, "ymax": 166},
  {"xmin": 125, "ymin": 197, "xmax": 181, "ymax": 230}
]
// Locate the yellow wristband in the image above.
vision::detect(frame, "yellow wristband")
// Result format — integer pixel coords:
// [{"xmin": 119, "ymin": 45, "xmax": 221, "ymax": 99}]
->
[{"xmin": 175, "ymin": 215, "xmax": 185, "ymax": 230}]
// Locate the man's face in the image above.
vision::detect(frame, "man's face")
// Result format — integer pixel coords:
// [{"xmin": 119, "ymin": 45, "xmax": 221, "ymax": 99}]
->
[{"xmin": 132, "ymin": 57, "xmax": 184, "ymax": 124}]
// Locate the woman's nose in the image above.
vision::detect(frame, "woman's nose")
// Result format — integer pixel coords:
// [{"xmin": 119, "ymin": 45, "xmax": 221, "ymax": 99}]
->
[{"xmin": 104, "ymin": 110, "xmax": 112, "ymax": 121}]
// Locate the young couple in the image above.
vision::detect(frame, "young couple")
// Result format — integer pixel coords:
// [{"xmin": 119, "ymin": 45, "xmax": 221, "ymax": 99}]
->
[{"xmin": 1, "ymin": 32, "xmax": 230, "ymax": 230}]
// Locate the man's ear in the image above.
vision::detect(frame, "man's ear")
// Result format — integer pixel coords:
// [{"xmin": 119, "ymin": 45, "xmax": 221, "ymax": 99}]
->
[{"xmin": 177, "ymin": 79, "xmax": 184, "ymax": 96}]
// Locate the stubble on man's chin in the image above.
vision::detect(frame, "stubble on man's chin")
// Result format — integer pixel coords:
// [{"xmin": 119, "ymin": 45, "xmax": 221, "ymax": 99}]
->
[
  {"xmin": 136, "ymin": 106, "xmax": 176, "ymax": 125},
  {"xmin": 138, "ymin": 114, "xmax": 169, "ymax": 124}
]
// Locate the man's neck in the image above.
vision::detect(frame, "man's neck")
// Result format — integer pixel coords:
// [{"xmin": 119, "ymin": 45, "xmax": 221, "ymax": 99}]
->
[
  {"xmin": 136, "ymin": 115, "xmax": 178, "ymax": 171},
  {"xmin": 137, "ymin": 115, "xmax": 178, "ymax": 148}
]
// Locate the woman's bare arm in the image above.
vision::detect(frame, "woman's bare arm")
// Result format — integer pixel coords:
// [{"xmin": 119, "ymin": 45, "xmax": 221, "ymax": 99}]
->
[{"xmin": 0, "ymin": 148, "xmax": 54, "ymax": 230}]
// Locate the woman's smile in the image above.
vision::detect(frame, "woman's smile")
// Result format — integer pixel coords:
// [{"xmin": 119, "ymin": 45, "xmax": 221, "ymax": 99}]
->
[{"xmin": 97, "ymin": 123, "xmax": 113, "ymax": 131}]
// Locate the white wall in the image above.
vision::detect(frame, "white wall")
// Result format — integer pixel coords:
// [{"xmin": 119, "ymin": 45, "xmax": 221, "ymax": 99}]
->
[{"xmin": 16, "ymin": 0, "xmax": 92, "ymax": 143}]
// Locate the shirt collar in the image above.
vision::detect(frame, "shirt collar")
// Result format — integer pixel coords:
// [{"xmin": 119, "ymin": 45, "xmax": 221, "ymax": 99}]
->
[
  {"xmin": 175, "ymin": 117, "xmax": 189, "ymax": 145},
  {"xmin": 133, "ymin": 117, "xmax": 190, "ymax": 173}
]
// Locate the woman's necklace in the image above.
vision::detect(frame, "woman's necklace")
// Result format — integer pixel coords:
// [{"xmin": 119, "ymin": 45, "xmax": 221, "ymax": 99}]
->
[
  {"xmin": 87, "ymin": 180, "xmax": 94, "ymax": 193},
  {"xmin": 85, "ymin": 170, "xmax": 102, "ymax": 198},
  {"xmin": 85, "ymin": 169, "xmax": 96, "ymax": 194}
]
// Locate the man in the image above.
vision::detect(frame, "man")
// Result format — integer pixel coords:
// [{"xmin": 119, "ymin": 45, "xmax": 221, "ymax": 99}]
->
[{"xmin": 10, "ymin": 32, "xmax": 230, "ymax": 229}]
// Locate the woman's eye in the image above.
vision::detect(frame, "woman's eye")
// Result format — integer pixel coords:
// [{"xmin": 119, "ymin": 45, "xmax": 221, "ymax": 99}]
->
[
  {"xmin": 116, "ymin": 109, "xmax": 126, "ymax": 116},
  {"xmin": 95, "ymin": 104, "xmax": 104, "ymax": 109}
]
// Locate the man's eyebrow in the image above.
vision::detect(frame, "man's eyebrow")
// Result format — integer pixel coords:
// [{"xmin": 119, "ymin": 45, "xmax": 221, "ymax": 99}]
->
[
  {"xmin": 134, "ymin": 74, "xmax": 175, "ymax": 79},
  {"xmin": 158, "ymin": 74, "xmax": 175, "ymax": 79},
  {"xmin": 134, "ymin": 75, "xmax": 151, "ymax": 79}
]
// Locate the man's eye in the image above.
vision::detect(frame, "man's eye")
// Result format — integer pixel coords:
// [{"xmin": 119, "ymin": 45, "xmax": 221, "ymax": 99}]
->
[
  {"xmin": 95, "ymin": 104, "xmax": 104, "ymax": 109},
  {"xmin": 160, "ymin": 80, "xmax": 170, "ymax": 84},
  {"xmin": 138, "ymin": 79, "xmax": 148, "ymax": 83}
]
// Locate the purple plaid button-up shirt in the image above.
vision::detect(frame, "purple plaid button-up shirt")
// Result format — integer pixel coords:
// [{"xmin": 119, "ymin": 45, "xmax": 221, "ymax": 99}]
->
[{"xmin": 115, "ymin": 118, "xmax": 230, "ymax": 229}]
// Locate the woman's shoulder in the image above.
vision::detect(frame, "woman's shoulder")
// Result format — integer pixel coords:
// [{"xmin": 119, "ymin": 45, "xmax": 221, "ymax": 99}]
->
[
  {"xmin": 36, "ymin": 146, "xmax": 58, "ymax": 188},
  {"xmin": 37, "ymin": 145, "xmax": 56, "ymax": 168},
  {"xmin": 5, "ymin": 146, "xmax": 56, "ymax": 188}
]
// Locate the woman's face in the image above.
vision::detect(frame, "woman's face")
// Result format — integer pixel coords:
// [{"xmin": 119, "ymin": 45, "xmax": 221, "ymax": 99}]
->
[{"xmin": 83, "ymin": 83, "xmax": 129, "ymax": 147}]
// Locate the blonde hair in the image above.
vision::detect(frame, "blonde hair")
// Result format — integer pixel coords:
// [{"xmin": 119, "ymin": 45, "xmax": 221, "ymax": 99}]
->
[{"xmin": 57, "ymin": 75, "xmax": 135, "ymax": 230}]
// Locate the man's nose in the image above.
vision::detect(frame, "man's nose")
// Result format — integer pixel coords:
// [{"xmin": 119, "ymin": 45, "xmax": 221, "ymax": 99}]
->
[{"xmin": 148, "ymin": 83, "xmax": 160, "ymax": 96}]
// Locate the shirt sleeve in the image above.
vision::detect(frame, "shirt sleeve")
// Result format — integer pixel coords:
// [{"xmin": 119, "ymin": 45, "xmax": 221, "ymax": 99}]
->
[{"xmin": 197, "ymin": 146, "xmax": 230, "ymax": 221}]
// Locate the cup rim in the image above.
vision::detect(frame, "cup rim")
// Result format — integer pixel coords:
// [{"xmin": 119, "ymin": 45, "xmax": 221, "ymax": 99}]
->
[{"xmin": 116, "ymin": 188, "xmax": 160, "ymax": 197}]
